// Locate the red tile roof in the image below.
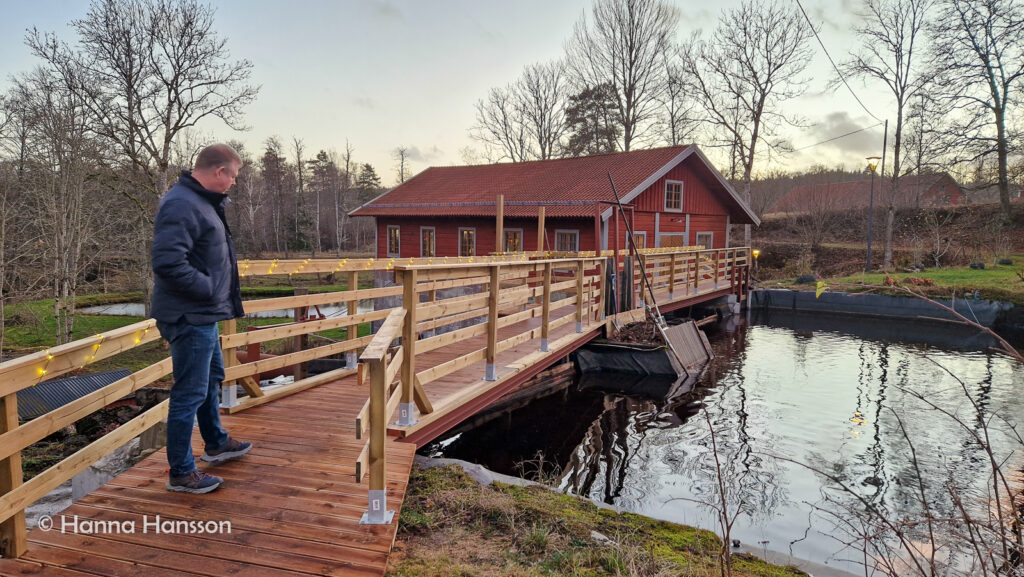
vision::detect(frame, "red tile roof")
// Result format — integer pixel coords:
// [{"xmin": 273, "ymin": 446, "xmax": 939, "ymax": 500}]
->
[{"xmin": 350, "ymin": 145, "xmax": 758, "ymax": 224}]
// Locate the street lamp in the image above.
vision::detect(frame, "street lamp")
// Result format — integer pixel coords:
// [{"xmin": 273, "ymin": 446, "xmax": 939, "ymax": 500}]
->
[
  {"xmin": 752, "ymin": 249, "xmax": 760, "ymax": 275},
  {"xmin": 865, "ymin": 156, "xmax": 881, "ymax": 272}
]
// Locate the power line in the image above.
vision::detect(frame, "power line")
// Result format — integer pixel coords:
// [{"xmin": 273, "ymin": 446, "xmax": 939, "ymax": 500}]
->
[
  {"xmin": 792, "ymin": 121, "xmax": 883, "ymax": 152},
  {"xmin": 793, "ymin": 0, "xmax": 884, "ymax": 124}
]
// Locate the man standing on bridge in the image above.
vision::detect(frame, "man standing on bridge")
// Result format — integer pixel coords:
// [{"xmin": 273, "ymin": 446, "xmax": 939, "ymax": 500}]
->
[{"xmin": 151, "ymin": 143, "xmax": 252, "ymax": 494}]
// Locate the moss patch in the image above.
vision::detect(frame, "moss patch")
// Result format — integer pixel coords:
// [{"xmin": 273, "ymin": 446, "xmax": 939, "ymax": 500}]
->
[{"xmin": 388, "ymin": 465, "xmax": 807, "ymax": 577}]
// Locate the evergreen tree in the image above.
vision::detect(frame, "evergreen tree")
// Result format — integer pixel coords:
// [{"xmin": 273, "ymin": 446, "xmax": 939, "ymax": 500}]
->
[
  {"xmin": 356, "ymin": 163, "xmax": 382, "ymax": 203},
  {"xmin": 564, "ymin": 84, "xmax": 621, "ymax": 157}
]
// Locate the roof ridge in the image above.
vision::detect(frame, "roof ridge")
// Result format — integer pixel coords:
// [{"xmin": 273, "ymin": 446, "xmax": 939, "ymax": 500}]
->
[{"xmin": 424, "ymin": 144, "xmax": 692, "ymax": 170}]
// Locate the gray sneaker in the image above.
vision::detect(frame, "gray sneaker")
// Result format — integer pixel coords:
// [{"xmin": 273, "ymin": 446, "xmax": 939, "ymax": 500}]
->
[
  {"xmin": 166, "ymin": 470, "xmax": 223, "ymax": 494},
  {"xmin": 201, "ymin": 437, "xmax": 252, "ymax": 464}
]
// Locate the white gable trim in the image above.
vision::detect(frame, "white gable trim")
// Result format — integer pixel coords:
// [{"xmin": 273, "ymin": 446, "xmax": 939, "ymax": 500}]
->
[
  {"xmin": 690, "ymin": 147, "xmax": 761, "ymax": 226},
  {"xmin": 599, "ymin": 145, "xmax": 761, "ymax": 227},
  {"xmin": 600, "ymin": 147, "xmax": 695, "ymax": 221}
]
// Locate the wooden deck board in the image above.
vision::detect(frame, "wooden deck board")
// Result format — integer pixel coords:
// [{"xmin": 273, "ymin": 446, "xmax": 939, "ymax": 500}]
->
[
  {"xmin": 0, "ymin": 269, "xmax": 742, "ymax": 576},
  {"xmin": 0, "ymin": 375, "xmax": 416, "ymax": 577}
]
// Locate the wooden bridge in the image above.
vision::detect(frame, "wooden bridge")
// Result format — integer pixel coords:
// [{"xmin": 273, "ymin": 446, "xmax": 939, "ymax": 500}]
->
[{"xmin": 0, "ymin": 246, "xmax": 748, "ymax": 576}]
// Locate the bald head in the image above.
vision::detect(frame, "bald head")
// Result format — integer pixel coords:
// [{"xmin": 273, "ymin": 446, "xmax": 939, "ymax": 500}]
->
[
  {"xmin": 193, "ymin": 144, "xmax": 242, "ymax": 193},
  {"xmin": 195, "ymin": 144, "xmax": 241, "ymax": 172}
]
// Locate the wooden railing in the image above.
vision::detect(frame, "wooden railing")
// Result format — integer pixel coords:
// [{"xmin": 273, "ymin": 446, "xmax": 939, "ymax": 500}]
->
[
  {"xmin": 0, "ymin": 246, "xmax": 749, "ymax": 552},
  {"xmin": 352, "ymin": 256, "xmax": 608, "ymax": 504}
]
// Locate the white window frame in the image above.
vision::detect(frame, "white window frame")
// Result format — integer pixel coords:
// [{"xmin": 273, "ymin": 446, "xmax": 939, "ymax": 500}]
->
[
  {"xmin": 458, "ymin": 227, "xmax": 476, "ymax": 257},
  {"xmin": 632, "ymin": 231, "xmax": 647, "ymax": 250},
  {"xmin": 664, "ymin": 180, "xmax": 684, "ymax": 213},
  {"xmin": 386, "ymin": 225, "xmax": 401, "ymax": 257},
  {"xmin": 554, "ymin": 229, "xmax": 579, "ymax": 252},
  {"xmin": 503, "ymin": 228, "xmax": 524, "ymax": 252},
  {"xmin": 695, "ymin": 231, "xmax": 714, "ymax": 249},
  {"xmin": 420, "ymin": 226, "xmax": 436, "ymax": 257}
]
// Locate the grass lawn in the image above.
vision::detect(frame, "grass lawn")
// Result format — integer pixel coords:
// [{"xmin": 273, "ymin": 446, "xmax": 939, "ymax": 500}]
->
[
  {"xmin": 391, "ymin": 464, "xmax": 808, "ymax": 577},
  {"xmin": 2, "ymin": 293, "xmax": 145, "ymax": 351},
  {"xmin": 2, "ymin": 291, "xmax": 375, "ymax": 362},
  {"xmin": 773, "ymin": 254, "xmax": 1024, "ymax": 305}
]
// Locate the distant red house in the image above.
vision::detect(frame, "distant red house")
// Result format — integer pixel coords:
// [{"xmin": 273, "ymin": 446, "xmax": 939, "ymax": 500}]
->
[
  {"xmin": 771, "ymin": 173, "xmax": 963, "ymax": 214},
  {"xmin": 350, "ymin": 145, "xmax": 760, "ymax": 258}
]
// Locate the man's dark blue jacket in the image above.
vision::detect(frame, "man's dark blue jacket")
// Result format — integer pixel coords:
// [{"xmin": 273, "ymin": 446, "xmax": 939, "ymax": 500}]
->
[{"xmin": 151, "ymin": 171, "xmax": 244, "ymax": 325}]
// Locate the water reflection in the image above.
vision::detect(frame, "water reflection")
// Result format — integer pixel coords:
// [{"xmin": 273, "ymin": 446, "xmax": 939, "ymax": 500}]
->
[{"xmin": 423, "ymin": 312, "xmax": 1023, "ymax": 573}]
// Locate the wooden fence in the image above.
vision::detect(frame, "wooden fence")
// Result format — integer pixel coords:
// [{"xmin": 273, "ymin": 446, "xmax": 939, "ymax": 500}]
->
[{"xmin": 0, "ymin": 246, "xmax": 748, "ymax": 555}]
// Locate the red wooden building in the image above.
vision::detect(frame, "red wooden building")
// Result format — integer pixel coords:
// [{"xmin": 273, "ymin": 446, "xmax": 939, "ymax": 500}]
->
[{"xmin": 350, "ymin": 145, "xmax": 759, "ymax": 258}]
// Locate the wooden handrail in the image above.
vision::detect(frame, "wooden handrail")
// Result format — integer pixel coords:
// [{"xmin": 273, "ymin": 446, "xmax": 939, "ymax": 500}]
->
[{"xmin": 360, "ymin": 309, "xmax": 406, "ymax": 362}]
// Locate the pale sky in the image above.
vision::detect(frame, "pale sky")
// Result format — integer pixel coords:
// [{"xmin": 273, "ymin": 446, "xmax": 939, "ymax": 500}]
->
[{"xmin": 0, "ymin": 0, "xmax": 892, "ymax": 186}]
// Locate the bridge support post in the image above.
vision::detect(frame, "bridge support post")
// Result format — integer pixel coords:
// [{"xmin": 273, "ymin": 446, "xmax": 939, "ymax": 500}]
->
[
  {"xmin": 485, "ymin": 266, "xmax": 500, "ymax": 380},
  {"xmin": 397, "ymin": 269, "xmax": 418, "ymax": 426},
  {"xmin": 669, "ymin": 254, "xmax": 676, "ymax": 300},
  {"xmin": 0, "ymin": 393, "xmax": 26, "ymax": 557},
  {"xmin": 575, "ymin": 260, "xmax": 585, "ymax": 333},
  {"xmin": 714, "ymin": 250, "xmax": 720, "ymax": 289},
  {"xmin": 347, "ymin": 271, "xmax": 360, "ymax": 370},
  {"xmin": 540, "ymin": 262, "xmax": 551, "ymax": 352},
  {"xmin": 361, "ymin": 357, "xmax": 394, "ymax": 525}
]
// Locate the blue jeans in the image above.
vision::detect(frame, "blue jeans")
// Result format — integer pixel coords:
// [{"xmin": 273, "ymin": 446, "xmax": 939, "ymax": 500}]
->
[{"xmin": 157, "ymin": 319, "xmax": 230, "ymax": 477}]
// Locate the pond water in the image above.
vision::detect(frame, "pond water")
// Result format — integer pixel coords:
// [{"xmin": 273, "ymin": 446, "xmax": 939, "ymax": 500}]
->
[
  {"xmin": 423, "ymin": 310, "xmax": 1024, "ymax": 574},
  {"xmin": 79, "ymin": 301, "xmax": 374, "ymax": 318}
]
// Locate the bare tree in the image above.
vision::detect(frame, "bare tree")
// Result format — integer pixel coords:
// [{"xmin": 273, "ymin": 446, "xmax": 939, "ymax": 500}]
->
[
  {"xmin": 393, "ymin": 146, "xmax": 411, "ymax": 184},
  {"xmin": 11, "ymin": 68, "xmax": 111, "ymax": 343},
  {"xmin": 337, "ymin": 141, "xmax": 354, "ymax": 254},
  {"xmin": 930, "ymin": 0, "xmax": 1024, "ymax": 219},
  {"xmin": 471, "ymin": 84, "xmax": 531, "ymax": 162},
  {"xmin": 682, "ymin": 0, "xmax": 814, "ymax": 247},
  {"xmin": 565, "ymin": 0, "xmax": 679, "ymax": 151},
  {"xmin": 518, "ymin": 61, "xmax": 570, "ymax": 159},
  {"xmin": 26, "ymin": 0, "xmax": 258, "ymax": 311},
  {"xmin": 27, "ymin": 0, "xmax": 258, "ymax": 199},
  {"xmin": 660, "ymin": 48, "xmax": 701, "ymax": 146},
  {"xmin": 843, "ymin": 0, "xmax": 934, "ymax": 270},
  {"xmin": 293, "ymin": 137, "xmax": 314, "ymax": 255}
]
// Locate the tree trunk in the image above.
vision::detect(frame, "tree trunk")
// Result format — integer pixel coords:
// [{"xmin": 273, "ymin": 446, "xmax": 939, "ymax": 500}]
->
[
  {"xmin": 884, "ymin": 205, "xmax": 895, "ymax": 272},
  {"xmin": 995, "ymin": 107, "xmax": 1011, "ymax": 219}
]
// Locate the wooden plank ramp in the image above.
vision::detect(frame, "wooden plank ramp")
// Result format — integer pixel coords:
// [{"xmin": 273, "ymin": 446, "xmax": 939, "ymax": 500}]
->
[{"xmin": 0, "ymin": 376, "xmax": 416, "ymax": 577}]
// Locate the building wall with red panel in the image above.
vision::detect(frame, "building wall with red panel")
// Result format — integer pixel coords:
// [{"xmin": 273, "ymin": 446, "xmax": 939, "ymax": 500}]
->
[
  {"xmin": 605, "ymin": 158, "xmax": 731, "ymax": 250},
  {"xmin": 372, "ymin": 157, "xmax": 736, "ymax": 258},
  {"xmin": 631, "ymin": 159, "xmax": 729, "ymax": 217},
  {"xmin": 375, "ymin": 216, "xmax": 598, "ymax": 258}
]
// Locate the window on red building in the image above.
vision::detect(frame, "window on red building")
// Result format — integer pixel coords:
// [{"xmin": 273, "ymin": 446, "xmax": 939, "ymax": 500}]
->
[
  {"xmin": 459, "ymin": 228, "xmax": 476, "ymax": 257},
  {"xmin": 664, "ymin": 181, "xmax": 683, "ymax": 212},
  {"xmin": 420, "ymin": 227, "xmax": 436, "ymax": 257},
  {"xmin": 386, "ymin": 226, "xmax": 400, "ymax": 257},
  {"xmin": 555, "ymin": 230, "xmax": 578, "ymax": 252},
  {"xmin": 504, "ymin": 229, "xmax": 523, "ymax": 252}
]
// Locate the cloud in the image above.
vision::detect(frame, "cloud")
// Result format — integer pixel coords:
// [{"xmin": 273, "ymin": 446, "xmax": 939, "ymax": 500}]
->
[
  {"xmin": 352, "ymin": 97, "xmax": 376, "ymax": 109},
  {"xmin": 800, "ymin": 111, "xmax": 883, "ymax": 157},
  {"xmin": 368, "ymin": 1, "xmax": 403, "ymax": 23},
  {"xmin": 403, "ymin": 145, "xmax": 444, "ymax": 163}
]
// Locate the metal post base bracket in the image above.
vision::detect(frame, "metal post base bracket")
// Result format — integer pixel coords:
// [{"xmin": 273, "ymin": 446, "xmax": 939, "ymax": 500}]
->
[
  {"xmin": 360, "ymin": 490, "xmax": 395, "ymax": 525},
  {"xmin": 576, "ymin": 321, "xmax": 584, "ymax": 333},
  {"xmin": 219, "ymin": 384, "xmax": 238, "ymax": 409},
  {"xmin": 485, "ymin": 363, "xmax": 497, "ymax": 381},
  {"xmin": 540, "ymin": 338, "xmax": 549, "ymax": 352},
  {"xmin": 345, "ymin": 352, "xmax": 358, "ymax": 370},
  {"xmin": 394, "ymin": 402, "xmax": 418, "ymax": 427}
]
